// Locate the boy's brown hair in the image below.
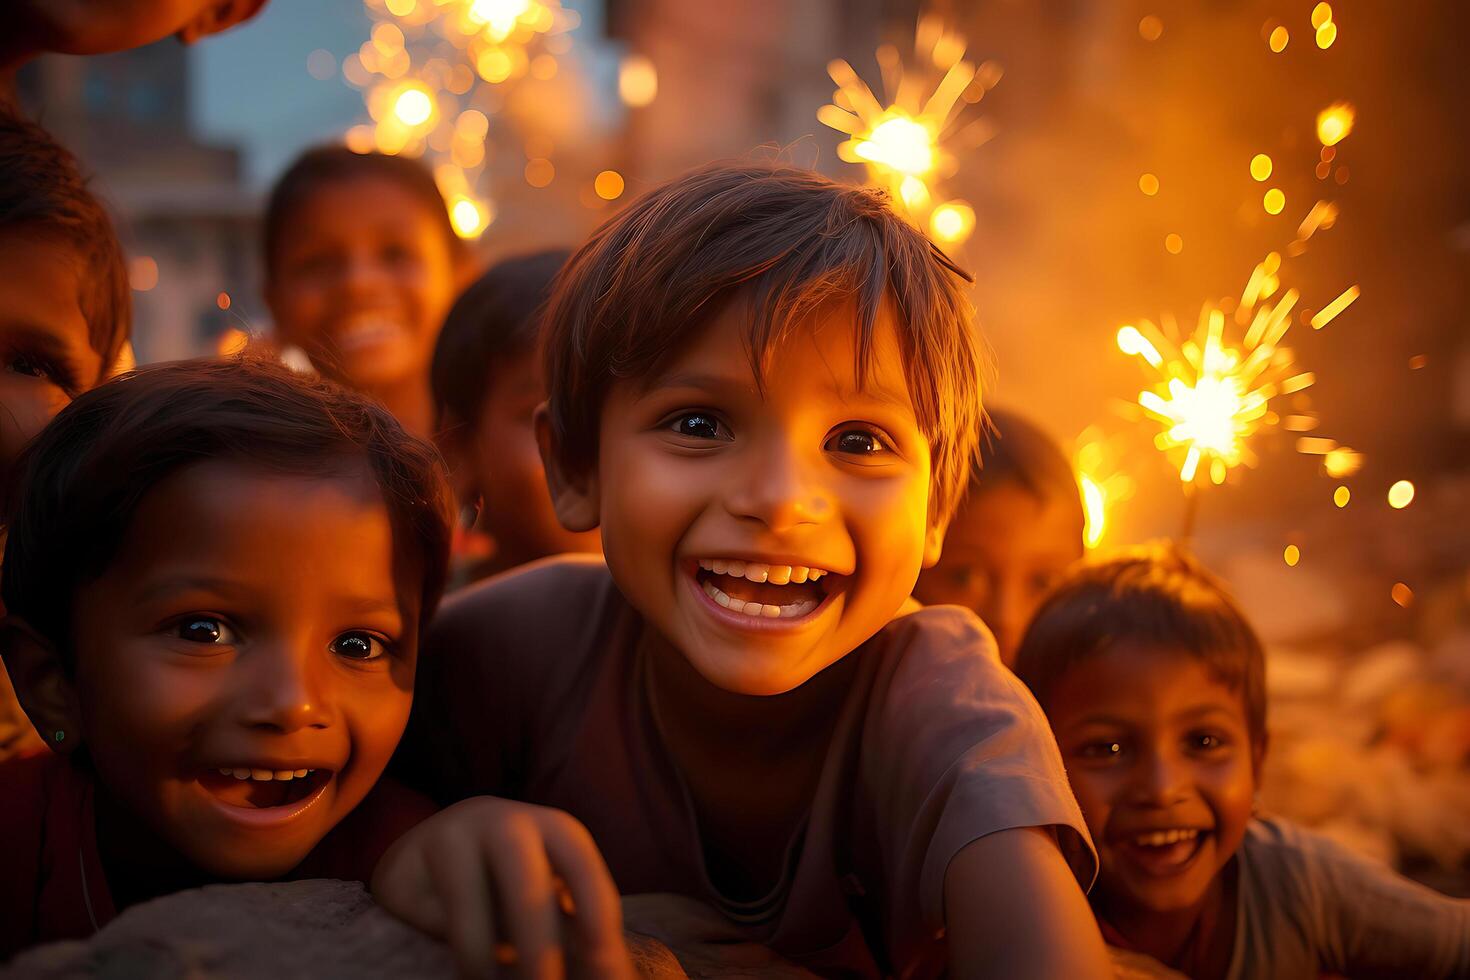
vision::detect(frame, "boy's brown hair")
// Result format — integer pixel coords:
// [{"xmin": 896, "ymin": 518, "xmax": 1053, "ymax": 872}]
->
[
  {"xmin": 1013, "ymin": 542, "xmax": 1268, "ymax": 746},
  {"xmin": 540, "ymin": 160, "xmax": 987, "ymax": 524},
  {"xmin": 0, "ymin": 110, "xmax": 130, "ymax": 378},
  {"xmin": 262, "ymin": 145, "xmax": 464, "ymax": 275},
  {"xmin": 2, "ymin": 357, "xmax": 455, "ymax": 665}
]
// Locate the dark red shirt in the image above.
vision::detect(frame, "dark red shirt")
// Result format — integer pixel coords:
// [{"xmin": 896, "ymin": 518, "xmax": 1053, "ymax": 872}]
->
[{"xmin": 0, "ymin": 753, "xmax": 435, "ymax": 960}]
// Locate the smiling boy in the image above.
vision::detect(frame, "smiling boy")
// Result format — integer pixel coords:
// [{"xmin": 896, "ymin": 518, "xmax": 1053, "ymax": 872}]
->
[{"xmin": 391, "ymin": 162, "xmax": 1108, "ymax": 978}]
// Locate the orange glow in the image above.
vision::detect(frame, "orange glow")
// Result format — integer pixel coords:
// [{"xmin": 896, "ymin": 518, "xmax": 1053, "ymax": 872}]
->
[
  {"xmin": 1311, "ymin": 3, "xmax": 1333, "ymax": 29},
  {"xmin": 392, "ymin": 83, "xmax": 435, "ymax": 126},
  {"xmin": 1263, "ymin": 188, "xmax": 1286, "ymax": 215},
  {"xmin": 1268, "ymin": 26, "xmax": 1289, "ymax": 52},
  {"xmin": 525, "ymin": 157, "xmax": 554, "ymax": 187},
  {"xmin": 1284, "ymin": 545, "xmax": 1300, "ymax": 567},
  {"xmin": 216, "ymin": 292, "xmax": 231, "ymax": 311},
  {"xmin": 1249, "ymin": 153, "xmax": 1272, "ymax": 181},
  {"xmin": 1164, "ymin": 233, "xmax": 1183, "ymax": 254},
  {"xmin": 1323, "ymin": 447, "xmax": 1364, "ymax": 478},
  {"xmin": 449, "ymin": 195, "xmax": 490, "ymax": 238},
  {"xmin": 929, "ymin": 202, "xmax": 975, "ymax": 244},
  {"xmin": 1138, "ymin": 15, "xmax": 1163, "ymax": 41},
  {"xmin": 1310, "ymin": 285, "xmax": 1359, "ymax": 329},
  {"xmin": 1333, "ymin": 485, "xmax": 1350, "ymax": 508},
  {"xmin": 1387, "ymin": 480, "xmax": 1415, "ymax": 509},
  {"xmin": 619, "ymin": 54, "xmax": 658, "ymax": 107},
  {"xmin": 594, "ymin": 169, "xmax": 625, "ymax": 201},
  {"xmin": 1391, "ymin": 582, "xmax": 1413, "ymax": 608},
  {"xmin": 216, "ymin": 327, "xmax": 249, "ymax": 358},
  {"xmin": 1317, "ymin": 103, "xmax": 1355, "ymax": 146},
  {"xmin": 1139, "ymin": 172, "xmax": 1160, "ymax": 195}
]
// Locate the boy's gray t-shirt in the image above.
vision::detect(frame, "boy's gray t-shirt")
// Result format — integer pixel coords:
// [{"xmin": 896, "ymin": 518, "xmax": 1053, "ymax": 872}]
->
[
  {"xmin": 1228, "ymin": 817, "xmax": 1470, "ymax": 979},
  {"xmin": 400, "ymin": 555, "xmax": 1095, "ymax": 978}
]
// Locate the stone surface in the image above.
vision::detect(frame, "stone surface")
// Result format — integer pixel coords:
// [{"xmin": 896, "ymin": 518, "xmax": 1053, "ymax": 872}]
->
[{"xmin": 4, "ymin": 879, "xmax": 456, "ymax": 979}]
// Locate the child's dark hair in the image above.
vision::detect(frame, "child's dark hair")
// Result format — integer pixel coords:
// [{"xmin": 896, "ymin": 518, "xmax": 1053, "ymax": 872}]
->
[
  {"xmin": 262, "ymin": 145, "xmax": 464, "ymax": 273},
  {"xmin": 1013, "ymin": 542, "xmax": 1267, "ymax": 746},
  {"xmin": 431, "ymin": 248, "xmax": 569, "ymax": 428},
  {"xmin": 1, "ymin": 357, "xmax": 455, "ymax": 665},
  {"xmin": 0, "ymin": 110, "xmax": 130, "ymax": 378},
  {"xmin": 972, "ymin": 408, "xmax": 1083, "ymax": 534},
  {"xmin": 540, "ymin": 160, "xmax": 987, "ymax": 524}
]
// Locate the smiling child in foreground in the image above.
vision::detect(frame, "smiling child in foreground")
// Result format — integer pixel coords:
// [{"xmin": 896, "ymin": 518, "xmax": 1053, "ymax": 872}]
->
[
  {"xmin": 1013, "ymin": 543, "xmax": 1470, "ymax": 979},
  {"xmin": 0, "ymin": 358, "xmax": 457, "ymax": 956},
  {"xmin": 385, "ymin": 161, "xmax": 1110, "ymax": 978}
]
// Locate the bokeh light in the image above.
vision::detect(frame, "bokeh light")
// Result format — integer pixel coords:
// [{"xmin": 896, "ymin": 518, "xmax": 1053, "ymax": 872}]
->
[
  {"xmin": 594, "ymin": 169, "xmax": 625, "ymax": 200},
  {"xmin": 619, "ymin": 54, "xmax": 658, "ymax": 108},
  {"xmin": 1387, "ymin": 480, "xmax": 1415, "ymax": 509}
]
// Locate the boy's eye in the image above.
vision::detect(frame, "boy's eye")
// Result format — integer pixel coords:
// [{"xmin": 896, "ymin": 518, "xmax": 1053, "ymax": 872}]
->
[
  {"xmin": 3, "ymin": 352, "xmax": 77, "ymax": 393},
  {"xmin": 667, "ymin": 413, "xmax": 731, "ymax": 441},
  {"xmin": 330, "ymin": 630, "xmax": 389, "ymax": 662},
  {"xmin": 176, "ymin": 617, "xmax": 237, "ymax": 645},
  {"xmin": 825, "ymin": 428, "xmax": 890, "ymax": 457},
  {"xmin": 1078, "ymin": 740, "xmax": 1125, "ymax": 761},
  {"xmin": 1187, "ymin": 731, "xmax": 1228, "ymax": 753}
]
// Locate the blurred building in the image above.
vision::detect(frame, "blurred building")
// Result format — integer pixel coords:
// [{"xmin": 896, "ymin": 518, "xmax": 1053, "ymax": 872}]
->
[{"xmin": 18, "ymin": 41, "xmax": 260, "ymax": 362}]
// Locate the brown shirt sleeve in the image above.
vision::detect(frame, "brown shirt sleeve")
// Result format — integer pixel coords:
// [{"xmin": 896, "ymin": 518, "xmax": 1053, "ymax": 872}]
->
[
  {"xmin": 857, "ymin": 606, "xmax": 1097, "ymax": 959},
  {"xmin": 394, "ymin": 555, "xmax": 615, "ymax": 805}
]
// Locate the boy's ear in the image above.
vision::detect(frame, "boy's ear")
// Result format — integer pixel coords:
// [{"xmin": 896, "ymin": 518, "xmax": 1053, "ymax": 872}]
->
[
  {"xmin": 921, "ymin": 516, "xmax": 947, "ymax": 569},
  {"xmin": 533, "ymin": 403, "xmax": 599, "ymax": 533},
  {"xmin": 0, "ymin": 617, "xmax": 79, "ymax": 754}
]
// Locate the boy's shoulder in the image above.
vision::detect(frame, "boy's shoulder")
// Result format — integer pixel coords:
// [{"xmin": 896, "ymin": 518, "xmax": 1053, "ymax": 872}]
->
[{"xmin": 429, "ymin": 553, "xmax": 617, "ymax": 646}]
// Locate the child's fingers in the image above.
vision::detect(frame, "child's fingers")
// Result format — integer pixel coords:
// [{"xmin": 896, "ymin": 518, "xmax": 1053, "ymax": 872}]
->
[
  {"xmin": 478, "ymin": 813, "xmax": 565, "ymax": 980},
  {"xmin": 424, "ymin": 823, "xmax": 502, "ymax": 979},
  {"xmin": 371, "ymin": 837, "xmax": 448, "ymax": 937},
  {"xmin": 539, "ymin": 813, "xmax": 632, "ymax": 979}
]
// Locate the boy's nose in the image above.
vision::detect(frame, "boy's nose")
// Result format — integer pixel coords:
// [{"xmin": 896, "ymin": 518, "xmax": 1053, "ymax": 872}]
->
[
  {"xmin": 236, "ymin": 643, "xmax": 333, "ymax": 733},
  {"xmin": 1131, "ymin": 746, "xmax": 1191, "ymax": 805},
  {"xmin": 723, "ymin": 438, "xmax": 832, "ymax": 533}
]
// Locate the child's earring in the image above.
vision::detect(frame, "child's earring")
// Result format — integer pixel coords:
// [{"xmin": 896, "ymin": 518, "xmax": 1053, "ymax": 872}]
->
[{"xmin": 53, "ymin": 729, "xmax": 66, "ymax": 744}]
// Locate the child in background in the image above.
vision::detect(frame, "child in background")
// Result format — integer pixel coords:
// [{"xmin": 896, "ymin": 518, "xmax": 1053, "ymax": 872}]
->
[
  {"xmin": 264, "ymin": 147, "xmax": 471, "ymax": 439},
  {"xmin": 383, "ymin": 162, "xmax": 1109, "ymax": 978},
  {"xmin": 0, "ymin": 110, "xmax": 132, "ymax": 761},
  {"xmin": 1013, "ymin": 544, "xmax": 1470, "ymax": 979},
  {"xmin": 430, "ymin": 249, "xmax": 600, "ymax": 585},
  {"xmin": 913, "ymin": 407, "xmax": 1083, "ymax": 665}
]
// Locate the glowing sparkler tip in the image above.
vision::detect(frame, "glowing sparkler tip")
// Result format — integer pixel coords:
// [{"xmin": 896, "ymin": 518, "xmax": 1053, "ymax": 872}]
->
[{"xmin": 929, "ymin": 202, "xmax": 975, "ymax": 244}]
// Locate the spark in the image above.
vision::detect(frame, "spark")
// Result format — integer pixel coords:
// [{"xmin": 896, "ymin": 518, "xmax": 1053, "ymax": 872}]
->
[
  {"xmin": 1074, "ymin": 428, "xmax": 1134, "ymax": 551},
  {"xmin": 820, "ymin": 14, "xmax": 993, "ymax": 246},
  {"xmin": 1117, "ymin": 255, "xmax": 1341, "ymax": 485},
  {"xmin": 1309, "ymin": 285, "xmax": 1359, "ymax": 329},
  {"xmin": 1317, "ymin": 103, "xmax": 1355, "ymax": 146}
]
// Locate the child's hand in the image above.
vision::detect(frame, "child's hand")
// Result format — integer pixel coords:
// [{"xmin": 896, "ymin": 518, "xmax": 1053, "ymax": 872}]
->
[{"xmin": 372, "ymin": 796, "xmax": 634, "ymax": 979}]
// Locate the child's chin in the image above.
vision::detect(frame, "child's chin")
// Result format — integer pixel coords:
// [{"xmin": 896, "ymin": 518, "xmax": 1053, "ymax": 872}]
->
[
  {"xmin": 184, "ymin": 841, "xmax": 314, "ymax": 882},
  {"xmin": 683, "ymin": 644, "xmax": 830, "ymax": 696}
]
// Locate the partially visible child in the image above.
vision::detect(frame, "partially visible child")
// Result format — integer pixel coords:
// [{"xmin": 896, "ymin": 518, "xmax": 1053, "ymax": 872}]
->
[
  {"xmin": 0, "ymin": 358, "xmax": 457, "ymax": 956},
  {"xmin": 913, "ymin": 407, "xmax": 1083, "ymax": 665},
  {"xmin": 264, "ymin": 147, "xmax": 471, "ymax": 439},
  {"xmin": 1013, "ymin": 544, "xmax": 1470, "ymax": 979},
  {"xmin": 1, "ymin": 0, "xmax": 268, "ymax": 97},
  {"xmin": 0, "ymin": 109, "xmax": 132, "ymax": 761},
  {"xmin": 384, "ymin": 162, "xmax": 1109, "ymax": 978},
  {"xmin": 430, "ymin": 249, "xmax": 600, "ymax": 584}
]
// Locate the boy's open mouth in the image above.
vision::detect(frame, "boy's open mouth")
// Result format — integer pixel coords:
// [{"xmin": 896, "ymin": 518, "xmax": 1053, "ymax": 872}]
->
[
  {"xmin": 196, "ymin": 766, "xmax": 332, "ymax": 810},
  {"xmin": 1113, "ymin": 827, "xmax": 1211, "ymax": 878},
  {"xmin": 692, "ymin": 558, "xmax": 839, "ymax": 620}
]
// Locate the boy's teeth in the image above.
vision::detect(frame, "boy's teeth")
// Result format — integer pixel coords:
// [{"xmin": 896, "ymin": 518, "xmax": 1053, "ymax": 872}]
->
[
  {"xmin": 701, "ymin": 579, "xmax": 817, "ymax": 619},
  {"xmin": 695, "ymin": 559, "xmax": 829, "ymax": 582},
  {"xmin": 216, "ymin": 767, "xmax": 316, "ymax": 782},
  {"xmin": 1134, "ymin": 828, "xmax": 1201, "ymax": 847}
]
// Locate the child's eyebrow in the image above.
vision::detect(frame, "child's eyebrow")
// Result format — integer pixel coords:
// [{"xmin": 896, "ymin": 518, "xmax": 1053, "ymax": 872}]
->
[{"xmin": 642, "ymin": 371, "xmax": 757, "ymax": 398}]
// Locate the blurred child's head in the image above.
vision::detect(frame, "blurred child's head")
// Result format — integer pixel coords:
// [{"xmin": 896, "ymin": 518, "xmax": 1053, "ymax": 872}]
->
[
  {"xmin": 431, "ymin": 248, "xmax": 598, "ymax": 572},
  {"xmin": 1013, "ymin": 543, "xmax": 1266, "ymax": 921},
  {"xmin": 538, "ymin": 161, "xmax": 985, "ymax": 696},
  {"xmin": 912, "ymin": 408, "xmax": 1084, "ymax": 664},
  {"xmin": 0, "ymin": 111, "xmax": 130, "ymax": 496},
  {"xmin": 3, "ymin": 0, "xmax": 267, "ymax": 62},
  {"xmin": 0, "ymin": 357, "xmax": 453, "ymax": 880},
  {"xmin": 264, "ymin": 147, "xmax": 468, "ymax": 431}
]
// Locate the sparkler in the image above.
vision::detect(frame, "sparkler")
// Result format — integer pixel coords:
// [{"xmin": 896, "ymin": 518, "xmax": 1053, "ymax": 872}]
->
[
  {"xmin": 1116, "ymin": 254, "xmax": 1359, "ymax": 538},
  {"xmin": 344, "ymin": 0, "xmax": 581, "ymax": 239},
  {"xmin": 818, "ymin": 14, "xmax": 999, "ymax": 246},
  {"xmin": 1074, "ymin": 427, "xmax": 1136, "ymax": 551}
]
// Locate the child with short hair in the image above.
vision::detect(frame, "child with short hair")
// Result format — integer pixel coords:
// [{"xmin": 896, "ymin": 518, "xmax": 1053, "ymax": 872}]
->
[
  {"xmin": 430, "ymin": 249, "xmax": 600, "ymax": 584},
  {"xmin": 1013, "ymin": 544, "xmax": 1470, "ymax": 979},
  {"xmin": 264, "ymin": 146, "xmax": 472, "ymax": 440},
  {"xmin": 383, "ymin": 162, "xmax": 1109, "ymax": 978},
  {"xmin": 913, "ymin": 407, "xmax": 1084, "ymax": 665},
  {"xmin": 0, "ymin": 109, "xmax": 132, "ymax": 761}
]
